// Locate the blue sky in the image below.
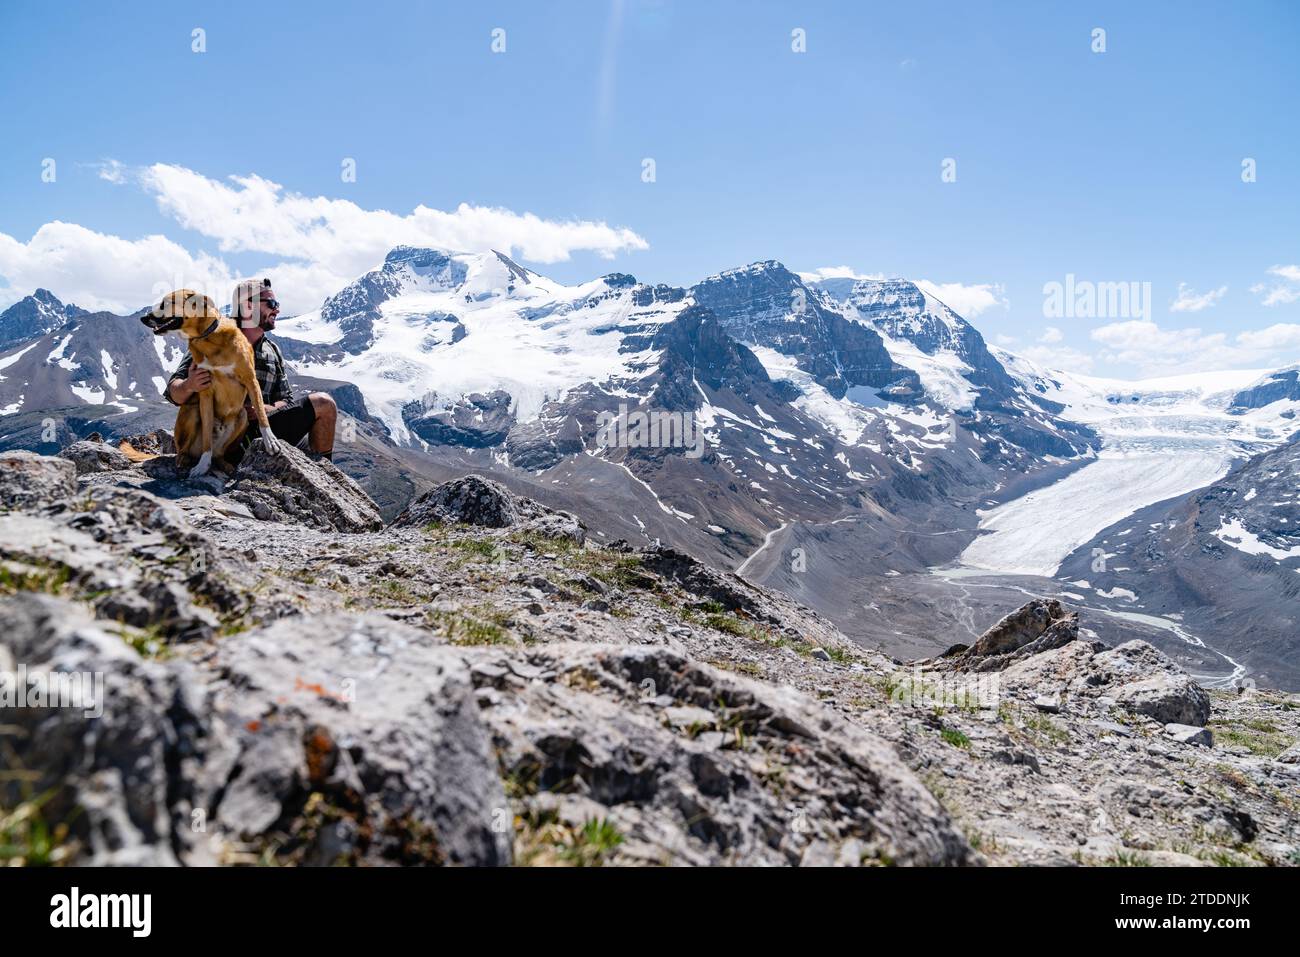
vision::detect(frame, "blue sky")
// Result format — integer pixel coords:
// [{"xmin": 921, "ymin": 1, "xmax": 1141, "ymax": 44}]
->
[{"xmin": 1, "ymin": 0, "xmax": 1298, "ymax": 377}]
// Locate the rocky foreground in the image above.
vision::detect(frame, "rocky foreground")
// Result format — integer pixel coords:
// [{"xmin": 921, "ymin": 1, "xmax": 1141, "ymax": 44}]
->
[{"xmin": 1, "ymin": 438, "xmax": 1297, "ymax": 866}]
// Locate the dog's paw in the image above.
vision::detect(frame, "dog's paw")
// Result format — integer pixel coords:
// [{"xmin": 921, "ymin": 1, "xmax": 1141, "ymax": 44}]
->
[
  {"xmin": 260, "ymin": 434, "xmax": 282, "ymax": 456},
  {"xmin": 188, "ymin": 451, "xmax": 213, "ymax": 480}
]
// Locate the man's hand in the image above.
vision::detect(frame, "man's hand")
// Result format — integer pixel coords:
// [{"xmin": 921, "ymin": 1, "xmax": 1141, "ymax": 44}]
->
[{"xmin": 170, "ymin": 367, "xmax": 212, "ymax": 403}]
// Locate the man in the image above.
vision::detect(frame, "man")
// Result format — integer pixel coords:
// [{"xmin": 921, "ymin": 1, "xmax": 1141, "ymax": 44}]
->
[{"xmin": 164, "ymin": 278, "xmax": 337, "ymax": 464}]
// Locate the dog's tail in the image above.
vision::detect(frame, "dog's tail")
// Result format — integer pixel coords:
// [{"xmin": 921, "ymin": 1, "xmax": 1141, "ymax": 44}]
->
[{"xmin": 118, "ymin": 440, "xmax": 158, "ymax": 463}]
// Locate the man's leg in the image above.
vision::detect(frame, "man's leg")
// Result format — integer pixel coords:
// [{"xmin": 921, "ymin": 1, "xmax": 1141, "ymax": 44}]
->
[{"xmin": 306, "ymin": 392, "xmax": 337, "ymax": 458}]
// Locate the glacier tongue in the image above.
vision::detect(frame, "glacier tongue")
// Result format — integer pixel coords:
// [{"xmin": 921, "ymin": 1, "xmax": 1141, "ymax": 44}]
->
[{"xmin": 957, "ymin": 362, "xmax": 1295, "ymax": 576}]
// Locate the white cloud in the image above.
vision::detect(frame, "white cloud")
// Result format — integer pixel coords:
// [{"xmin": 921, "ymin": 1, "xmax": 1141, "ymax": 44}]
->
[
  {"xmin": 915, "ymin": 279, "xmax": 1008, "ymax": 318},
  {"xmin": 1038, "ymin": 326, "xmax": 1063, "ymax": 343},
  {"xmin": 797, "ymin": 265, "xmax": 886, "ymax": 283},
  {"xmin": 1022, "ymin": 344, "xmax": 1095, "ymax": 373},
  {"xmin": 1235, "ymin": 323, "xmax": 1300, "ymax": 351},
  {"xmin": 1089, "ymin": 318, "xmax": 1300, "ymax": 376},
  {"xmin": 1091, "ymin": 320, "xmax": 1227, "ymax": 369},
  {"xmin": 1251, "ymin": 265, "xmax": 1300, "ymax": 306},
  {"xmin": 0, "ymin": 162, "xmax": 650, "ymax": 315},
  {"xmin": 1170, "ymin": 282, "xmax": 1227, "ymax": 313},
  {"xmin": 0, "ymin": 221, "xmax": 236, "ymax": 314},
  {"xmin": 994, "ymin": 333, "xmax": 1018, "ymax": 346},
  {"xmin": 139, "ymin": 164, "xmax": 647, "ymax": 311},
  {"xmin": 93, "ymin": 159, "xmax": 126, "ymax": 185}
]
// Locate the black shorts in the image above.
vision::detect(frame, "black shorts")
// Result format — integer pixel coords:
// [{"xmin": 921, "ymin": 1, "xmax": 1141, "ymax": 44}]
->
[{"xmin": 227, "ymin": 395, "xmax": 316, "ymax": 464}]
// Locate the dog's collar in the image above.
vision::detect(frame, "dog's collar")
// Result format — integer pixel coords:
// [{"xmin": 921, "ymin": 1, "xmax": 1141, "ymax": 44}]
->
[{"xmin": 191, "ymin": 317, "xmax": 221, "ymax": 341}]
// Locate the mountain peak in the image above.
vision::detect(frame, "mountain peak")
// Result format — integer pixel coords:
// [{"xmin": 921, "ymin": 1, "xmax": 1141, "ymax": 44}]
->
[
  {"xmin": 709, "ymin": 259, "xmax": 794, "ymax": 283},
  {"xmin": 0, "ymin": 288, "xmax": 86, "ymax": 348},
  {"xmin": 383, "ymin": 245, "xmax": 458, "ymax": 267}
]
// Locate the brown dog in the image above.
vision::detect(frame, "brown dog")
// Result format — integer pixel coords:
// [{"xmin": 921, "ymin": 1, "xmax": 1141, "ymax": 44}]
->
[{"xmin": 140, "ymin": 289, "xmax": 281, "ymax": 478}]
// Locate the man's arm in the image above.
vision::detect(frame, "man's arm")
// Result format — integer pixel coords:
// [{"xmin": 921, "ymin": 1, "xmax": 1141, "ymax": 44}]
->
[{"xmin": 164, "ymin": 354, "xmax": 212, "ymax": 406}]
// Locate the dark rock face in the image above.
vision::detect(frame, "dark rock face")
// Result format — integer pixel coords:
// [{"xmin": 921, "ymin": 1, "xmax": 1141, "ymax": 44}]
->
[
  {"xmin": 402, "ymin": 390, "xmax": 515, "ymax": 448},
  {"xmin": 1230, "ymin": 368, "xmax": 1300, "ymax": 413},
  {"xmin": 692, "ymin": 262, "xmax": 922, "ymax": 402},
  {"xmin": 841, "ymin": 279, "xmax": 1098, "ymax": 460},
  {"xmin": 290, "ymin": 377, "xmax": 374, "ymax": 424},
  {"xmin": 505, "ymin": 417, "xmax": 585, "ymax": 471},
  {"xmin": 846, "ymin": 280, "xmax": 1017, "ymax": 408},
  {"xmin": 391, "ymin": 474, "xmax": 585, "ymax": 543},
  {"xmin": 228, "ymin": 440, "xmax": 384, "ymax": 532},
  {"xmin": 648, "ymin": 305, "xmax": 776, "ymax": 409},
  {"xmin": 0, "ymin": 450, "xmax": 77, "ymax": 509},
  {"xmin": 0, "ymin": 288, "xmax": 86, "ymax": 345}
]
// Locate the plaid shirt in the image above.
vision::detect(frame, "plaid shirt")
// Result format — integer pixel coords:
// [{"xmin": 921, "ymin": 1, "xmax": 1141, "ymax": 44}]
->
[{"xmin": 164, "ymin": 336, "xmax": 293, "ymax": 408}]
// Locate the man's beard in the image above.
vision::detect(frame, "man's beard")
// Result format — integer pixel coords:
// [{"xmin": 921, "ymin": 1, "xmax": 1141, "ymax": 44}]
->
[{"xmin": 260, "ymin": 317, "xmax": 276, "ymax": 331}]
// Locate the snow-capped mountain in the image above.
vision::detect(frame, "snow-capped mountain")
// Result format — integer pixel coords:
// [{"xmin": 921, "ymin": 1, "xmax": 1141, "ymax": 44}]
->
[
  {"xmin": 0, "ymin": 303, "xmax": 177, "ymax": 420},
  {"xmin": 277, "ymin": 246, "xmax": 689, "ymax": 447},
  {"xmin": 271, "ymin": 251, "xmax": 1096, "ymax": 535},
  {"xmin": 4, "ymin": 249, "xmax": 1298, "ymax": 687},
  {"xmin": 0, "ymin": 289, "xmax": 87, "ymax": 346}
]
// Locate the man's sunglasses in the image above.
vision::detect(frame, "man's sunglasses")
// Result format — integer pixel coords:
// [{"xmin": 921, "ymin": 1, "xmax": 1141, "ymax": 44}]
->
[{"xmin": 258, "ymin": 297, "xmax": 280, "ymax": 311}]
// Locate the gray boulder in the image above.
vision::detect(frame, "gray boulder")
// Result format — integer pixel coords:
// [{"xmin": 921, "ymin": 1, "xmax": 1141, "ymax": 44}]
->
[
  {"xmin": 1094, "ymin": 641, "xmax": 1211, "ymax": 726},
  {"xmin": 0, "ymin": 594, "xmax": 231, "ymax": 865},
  {"xmin": 1165, "ymin": 724, "xmax": 1213, "ymax": 747},
  {"xmin": 392, "ymin": 474, "xmax": 585, "ymax": 543},
  {"xmin": 0, "ymin": 451, "xmax": 76, "ymax": 510},
  {"xmin": 1116, "ymin": 674, "xmax": 1212, "ymax": 727},
  {"xmin": 227, "ymin": 440, "xmax": 384, "ymax": 533},
  {"xmin": 205, "ymin": 612, "xmax": 512, "ymax": 865},
  {"xmin": 0, "ymin": 595, "xmax": 512, "ymax": 866},
  {"xmin": 60, "ymin": 440, "xmax": 134, "ymax": 474}
]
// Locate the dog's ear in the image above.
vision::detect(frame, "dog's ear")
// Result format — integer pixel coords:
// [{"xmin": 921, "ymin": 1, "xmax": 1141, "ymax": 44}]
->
[{"xmin": 180, "ymin": 292, "xmax": 219, "ymax": 320}]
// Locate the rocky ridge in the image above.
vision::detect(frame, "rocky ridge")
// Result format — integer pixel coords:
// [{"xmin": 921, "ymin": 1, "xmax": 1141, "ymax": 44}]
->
[{"xmin": 1, "ymin": 440, "xmax": 1296, "ymax": 867}]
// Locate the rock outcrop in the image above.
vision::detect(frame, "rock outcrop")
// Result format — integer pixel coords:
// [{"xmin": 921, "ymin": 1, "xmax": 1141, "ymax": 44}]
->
[
  {"xmin": 1, "ymin": 447, "xmax": 1296, "ymax": 867},
  {"xmin": 928, "ymin": 598, "xmax": 1079, "ymax": 671},
  {"xmin": 0, "ymin": 450, "xmax": 76, "ymax": 509},
  {"xmin": 2, "ymin": 595, "xmax": 510, "ymax": 865},
  {"xmin": 392, "ymin": 474, "xmax": 585, "ymax": 543},
  {"xmin": 226, "ymin": 440, "xmax": 384, "ymax": 533}
]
